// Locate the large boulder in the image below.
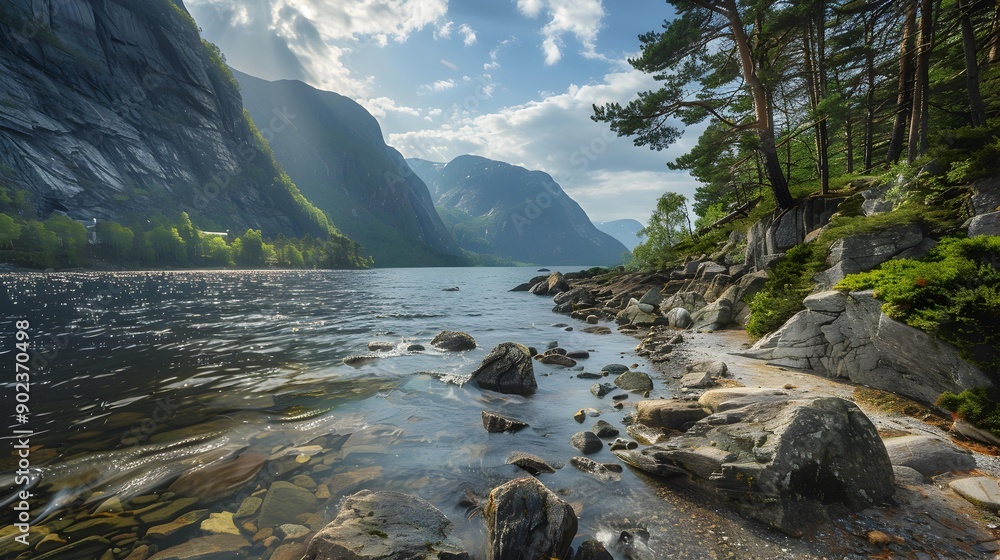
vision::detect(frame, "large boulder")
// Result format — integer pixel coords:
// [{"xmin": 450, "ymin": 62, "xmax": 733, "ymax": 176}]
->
[
  {"xmin": 659, "ymin": 291, "xmax": 708, "ymax": 315},
  {"xmin": 484, "ymin": 477, "xmax": 577, "ymax": 560},
  {"xmin": 748, "ymin": 291, "xmax": 994, "ymax": 405},
  {"xmin": 615, "ymin": 298, "xmax": 659, "ymax": 327},
  {"xmin": 531, "ymin": 272, "xmax": 571, "ymax": 296},
  {"xmin": 882, "ymin": 435, "xmax": 977, "ymax": 476},
  {"xmin": 431, "ymin": 331, "xmax": 477, "ymax": 351},
  {"xmin": 689, "ymin": 298, "xmax": 732, "ymax": 332},
  {"xmin": 470, "ymin": 343, "xmax": 537, "ymax": 395},
  {"xmin": 814, "ymin": 224, "xmax": 926, "ymax": 289},
  {"xmin": 665, "ymin": 307, "xmax": 693, "ymax": 329},
  {"xmin": 614, "ymin": 371, "xmax": 654, "ymax": 393},
  {"xmin": 745, "ymin": 197, "xmax": 845, "ymax": 271},
  {"xmin": 303, "ymin": 490, "xmax": 470, "ymax": 560},
  {"xmin": 615, "ymin": 397, "xmax": 894, "ymax": 534}
]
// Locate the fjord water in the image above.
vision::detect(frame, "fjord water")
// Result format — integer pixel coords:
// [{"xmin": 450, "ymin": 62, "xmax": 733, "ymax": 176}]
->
[{"xmin": 0, "ymin": 268, "xmax": 662, "ymax": 556}]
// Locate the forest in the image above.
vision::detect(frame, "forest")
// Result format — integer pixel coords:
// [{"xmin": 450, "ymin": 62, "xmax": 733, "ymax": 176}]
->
[{"xmin": 595, "ymin": 0, "xmax": 1000, "ymax": 255}]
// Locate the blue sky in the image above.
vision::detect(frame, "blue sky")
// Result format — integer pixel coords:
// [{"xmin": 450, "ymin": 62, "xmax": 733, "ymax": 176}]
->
[{"xmin": 186, "ymin": 0, "xmax": 700, "ymax": 223}]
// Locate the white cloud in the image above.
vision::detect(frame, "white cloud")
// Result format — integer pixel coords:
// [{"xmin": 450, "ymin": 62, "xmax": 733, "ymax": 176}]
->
[
  {"xmin": 484, "ymin": 38, "xmax": 514, "ymax": 70},
  {"xmin": 458, "ymin": 24, "xmax": 477, "ymax": 46},
  {"xmin": 388, "ymin": 69, "xmax": 700, "ymax": 222},
  {"xmin": 440, "ymin": 59, "xmax": 459, "ymax": 71},
  {"xmin": 418, "ymin": 79, "xmax": 457, "ymax": 94},
  {"xmin": 186, "ymin": 0, "xmax": 449, "ymax": 96},
  {"xmin": 515, "ymin": 0, "xmax": 606, "ymax": 65},
  {"xmin": 363, "ymin": 97, "xmax": 421, "ymax": 118},
  {"xmin": 435, "ymin": 21, "xmax": 454, "ymax": 39}
]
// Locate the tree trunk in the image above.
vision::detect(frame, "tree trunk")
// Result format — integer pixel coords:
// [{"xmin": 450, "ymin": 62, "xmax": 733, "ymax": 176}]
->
[
  {"xmin": 724, "ymin": 0, "xmax": 793, "ymax": 209},
  {"xmin": 845, "ymin": 115, "xmax": 855, "ymax": 174},
  {"xmin": 887, "ymin": 0, "xmax": 916, "ymax": 165},
  {"xmin": 816, "ymin": 5, "xmax": 830, "ymax": 194},
  {"xmin": 990, "ymin": 0, "xmax": 1000, "ymax": 65},
  {"xmin": 863, "ymin": 15, "xmax": 877, "ymax": 171},
  {"xmin": 907, "ymin": 0, "xmax": 933, "ymax": 162},
  {"xmin": 959, "ymin": 0, "xmax": 987, "ymax": 127}
]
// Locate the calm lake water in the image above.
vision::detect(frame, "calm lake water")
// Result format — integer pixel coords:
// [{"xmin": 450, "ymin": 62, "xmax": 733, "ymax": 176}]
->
[{"xmin": 0, "ymin": 268, "xmax": 680, "ymax": 558}]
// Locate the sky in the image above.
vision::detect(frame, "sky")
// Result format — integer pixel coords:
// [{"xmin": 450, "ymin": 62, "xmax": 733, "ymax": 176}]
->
[{"xmin": 185, "ymin": 0, "xmax": 701, "ymax": 224}]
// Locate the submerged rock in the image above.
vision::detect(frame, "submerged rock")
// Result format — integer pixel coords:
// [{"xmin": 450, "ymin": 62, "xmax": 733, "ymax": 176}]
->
[
  {"xmin": 507, "ymin": 452, "xmax": 557, "ymax": 475},
  {"xmin": 484, "ymin": 477, "xmax": 577, "ymax": 560},
  {"xmin": 470, "ymin": 343, "xmax": 537, "ymax": 395},
  {"xmin": 147, "ymin": 535, "xmax": 251, "ymax": 560},
  {"xmin": 367, "ymin": 341, "xmax": 396, "ymax": 351},
  {"xmin": 304, "ymin": 490, "xmax": 470, "ymax": 560},
  {"xmin": 431, "ymin": 331, "xmax": 477, "ymax": 351},
  {"xmin": 539, "ymin": 354, "xmax": 577, "ymax": 367},
  {"xmin": 570, "ymin": 456, "xmax": 621, "ymax": 482},
  {"xmin": 482, "ymin": 411, "xmax": 529, "ymax": 434},
  {"xmin": 258, "ymin": 482, "xmax": 319, "ymax": 529},
  {"xmin": 616, "ymin": 397, "xmax": 894, "ymax": 534}
]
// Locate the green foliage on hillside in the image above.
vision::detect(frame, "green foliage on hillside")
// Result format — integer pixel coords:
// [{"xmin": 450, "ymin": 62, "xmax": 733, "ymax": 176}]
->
[
  {"xmin": 838, "ymin": 236, "xmax": 1000, "ymax": 373},
  {"xmin": 937, "ymin": 388, "xmax": 1000, "ymax": 438}
]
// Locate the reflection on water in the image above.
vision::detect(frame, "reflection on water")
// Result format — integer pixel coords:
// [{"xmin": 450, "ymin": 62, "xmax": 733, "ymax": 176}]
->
[{"xmin": 0, "ymin": 269, "xmax": 666, "ymax": 558}]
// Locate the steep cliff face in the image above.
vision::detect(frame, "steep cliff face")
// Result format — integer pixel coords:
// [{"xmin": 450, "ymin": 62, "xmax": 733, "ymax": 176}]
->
[
  {"xmin": 410, "ymin": 155, "xmax": 630, "ymax": 266},
  {"xmin": 235, "ymin": 71, "xmax": 463, "ymax": 267},
  {"xmin": 0, "ymin": 0, "xmax": 336, "ymax": 239}
]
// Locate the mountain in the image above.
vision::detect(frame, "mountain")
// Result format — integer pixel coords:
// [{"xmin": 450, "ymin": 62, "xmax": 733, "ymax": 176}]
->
[
  {"xmin": 0, "ymin": 0, "xmax": 358, "ymax": 249},
  {"xmin": 234, "ymin": 71, "xmax": 463, "ymax": 267},
  {"xmin": 595, "ymin": 219, "xmax": 645, "ymax": 250},
  {"xmin": 409, "ymin": 155, "xmax": 630, "ymax": 266}
]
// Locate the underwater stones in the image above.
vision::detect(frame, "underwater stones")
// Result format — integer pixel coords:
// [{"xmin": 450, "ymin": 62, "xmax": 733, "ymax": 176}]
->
[
  {"xmin": 258, "ymin": 481, "xmax": 319, "ymax": 529},
  {"xmin": 167, "ymin": 452, "xmax": 267, "ymax": 503},
  {"xmin": 146, "ymin": 534, "xmax": 251, "ymax": 560},
  {"xmin": 304, "ymin": 490, "xmax": 469, "ymax": 560},
  {"xmin": 507, "ymin": 451, "xmax": 557, "ymax": 475}
]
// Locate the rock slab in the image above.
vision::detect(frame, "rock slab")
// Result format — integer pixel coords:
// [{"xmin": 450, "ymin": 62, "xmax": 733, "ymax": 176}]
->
[{"xmin": 304, "ymin": 490, "xmax": 470, "ymax": 560}]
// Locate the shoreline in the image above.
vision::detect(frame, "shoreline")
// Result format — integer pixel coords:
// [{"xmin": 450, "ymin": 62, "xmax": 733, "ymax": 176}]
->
[{"xmin": 546, "ymin": 268, "xmax": 1000, "ymax": 558}]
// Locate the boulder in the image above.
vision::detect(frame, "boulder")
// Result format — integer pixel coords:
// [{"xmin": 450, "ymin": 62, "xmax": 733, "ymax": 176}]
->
[
  {"xmin": 539, "ymin": 354, "xmax": 577, "ymax": 367},
  {"xmin": 659, "ymin": 291, "xmax": 708, "ymax": 315},
  {"xmin": 431, "ymin": 331, "xmax": 477, "ymax": 351},
  {"xmin": 483, "ymin": 477, "xmax": 577, "ymax": 560},
  {"xmin": 949, "ymin": 477, "xmax": 1000, "ymax": 510},
  {"xmin": 614, "ymin": 371, "xmax": 653, "ymax": 393},
  {"xmin": 969, "ymin": 212, "xmax": 1000, "ymax": 237},
  {"xmin": 689, "ymin": 298, "xmax": 732, "ymax": 332},
  {"xmin": 679, "ymin": 371, "xmax": 712, "ymax": 389},
  {"xmin": 367, "ymin": 341, "xmax": 396, "ymax": 352},
  {"xmin": 892, "ymin": 465, "xmax": 929, "ymax": 486},
  {"xmin": 591, "ymin": 420, "xmax": 620, "ymax": 438},
  {"xmin": 635, "ymin": 401, "xmax": 709, "ymax": 431},
  {"xmin": 570, "ymin": 456, "xmax": 621, "ymax": 482},
  {"xmin": 616, "ymin": 397, "xmax": 895, "ymax": 534},
  {"xmin": 638, "ymin": 287, "xmax": 663, "ymax": 307},
  {"xmin": 590, "ymin": 383, "xmax": 615, "ymax": 398},
  {"xmin": 566, "ymin": 350, "xmax": 590, "ymax": 360},
  {"xmin": 259, "ymin": 482, "xmax": 319, "ymax": 529},
  {"xmin": 303, "ymin": 490, "xmax": 470, "ymax": 560},
  {"xmin": 470, "ymin": 343, "xmax": 537, "ymax": 395},
  {"xmin": 482, "ymin": 411, "xmax": 529, "ymax": 434},
  {"xmin": 615, "ymin": 299, "xmax": 659, "ymax": 327},
  {"xmin": 574, "ymin": 539, "xmax": 614, "ymax": 560},
  {"xmin": 748, "ymin": 291, "xmax": 994, "ymax": 405},
  {"xmin": 696, "ymin": 262, "xmax": 728, "ymax": 281},
  {"xmin": 571, "ymin": 432, "xmax": 603, "ymax": 454},
  {"xmin": 601, "ymin": 364, "xmax": 630, "ymax": 376},
  {"xmin": 814, "ymin": 224, "xmax": 925, "ymax": 289},
  {"xmin": 531, "ymin": 272, "xmax": 571, "ymax": 296},
  {"xmin": 506, "ymin": 452, "xmax": 556, "ymax": 475},
  {"xmin": 882, "ymin": 435, "xmax": 977, "ymax": 476},
  {"xmin": 665, "ymin": 307, "xmax": 693, "ymax": 329}
]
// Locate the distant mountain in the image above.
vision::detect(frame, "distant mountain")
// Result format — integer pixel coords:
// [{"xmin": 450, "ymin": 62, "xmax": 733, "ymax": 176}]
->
[
  {"xmin": 595, "ymin": 219, "xmax": 645, "ymax": 250},
  {"xmin": 409, "ymin": 155, "xmax": 630, "ymax": 266},
  {"xmin": 235, "ymin": 71, "xmax": 464, "ymax": 267},
  {"xmin": 0, "ymin": 0, "xmax": 354, "ymax": 245}
]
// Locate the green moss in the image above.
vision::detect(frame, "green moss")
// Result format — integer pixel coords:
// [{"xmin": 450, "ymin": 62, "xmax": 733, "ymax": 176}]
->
[
  {"xmin": 838, "ymin": 235, "xmax": 1000, "ymax": 373},
  {"xmin": 746, "ymin": 242, "xmax": 828, "ymax": 337}
]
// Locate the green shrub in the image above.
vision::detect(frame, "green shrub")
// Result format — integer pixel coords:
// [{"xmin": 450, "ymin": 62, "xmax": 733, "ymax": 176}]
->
[
  {"xmin": 746, "ymin": 242, "xmax": 827, "ymax": 338},
  {"xmin": 937, "ymin": 388, "xmax": 1000, "ymax": 437},
  {"xmin": 838, "ymin": 236, "xmax": 1000, "ymax": 372},
  {"xmin": 929, "ymin": 119, "xmax": 1000, "ymax": 185}
]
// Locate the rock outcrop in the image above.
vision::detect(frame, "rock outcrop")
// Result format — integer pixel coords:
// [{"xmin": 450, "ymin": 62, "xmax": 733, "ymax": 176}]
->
[
  {"xmin": 303, "ymin": 490, "xmax": 470, "ymax": 560},
  {"xmin": 470, "ymin": 343, "xmax": 537, "ymax": 395},
  {"xmin": 616, "ymin": 396, "xmax": 895, "ymax": 534},
  {"xmin": 748, "ymin": 290, "xmax": 993, "ymax": 404},
  {"xmin": 0, "ymin": 0, "xmax": 346, "ymax": 240},
  {"xmin": 813, "ymin": 224, "xmax": 932, "ymax": 289},
  {"xmin": 745, "ymin": 197, "xmax": 845, "ymax": 271},
  {"xmin": 484, "ymin": 477, "xmax": 577, "ymax": 560}
]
